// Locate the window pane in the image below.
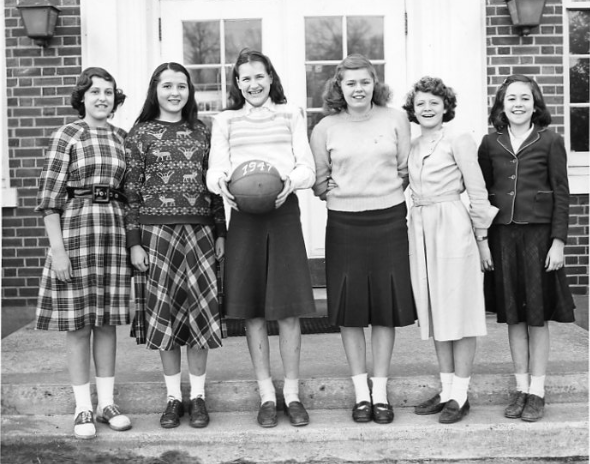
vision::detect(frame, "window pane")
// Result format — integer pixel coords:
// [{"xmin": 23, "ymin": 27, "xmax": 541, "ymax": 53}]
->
[
  {"xmin": 306, "ymin": 64, "xmax": 337, "ymax": 108},
  {"xmin": 570, "ymin": 58, "xmax": 589, "ymax": 104},
  {"xmin": 305, "ymin": 17, "xmax": 342, "ymax": 61},
  {"xmin": 374, "ymin": 64, "xmax": 385, "ymax": 84},
  {"xmin": 225, "ymin": 19, "xmax": 262, "ymax": 64},
  {"xmin": 569, "ymin": 10, "xmax": 590, "ymax": 55},
  {"xmin": 347, "ymin": 17, "xmax": 384, "ymax": 59},
  {"xmin": 183, "ymin": 21, "xmax": 220, "ymax": 65},
  {"xmin": 570, "ymin": 107, "xmax": 589, "ymax": 152},
  {"xmin": 189, "ymin": 68, "xmax": 223, "ymax": 112}
]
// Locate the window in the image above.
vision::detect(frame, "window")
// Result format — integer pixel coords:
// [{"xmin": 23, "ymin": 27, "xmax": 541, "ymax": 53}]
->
[
  {"xmin": 182, "ymin": 19, "xmax": 262, "ymax": 117},
  {"xmin": 304, "ymin": 16, "xmax": 385, "ymax": 133},
  {"xmin": 566, "ymin": 8, "xmax": 590, "ymax": 157}
]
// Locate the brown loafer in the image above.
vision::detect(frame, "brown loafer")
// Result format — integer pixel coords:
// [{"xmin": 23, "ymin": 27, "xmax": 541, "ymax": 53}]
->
[
  {"xmin": 257, "ymin": 401, "xmax": 278, "ymax": 428},
  {"xmin": 439, "ymin": 399, "xmax": 470, "ymax": 424},
  {"xmin": 160, "ymin": 399, "xmax": 184, "ymax": 429},
  {"xmin": 372, "ymin": 403, "xmax": 394, "ymax": 424},
  {"xmin": 285, "ymin": 401, "xmax": 309, "ymax": 427},
  {"xmin": 189, "ymin": 397, "xmax": 210, "ymax": 428},
  {"xmin": 521, "ymin": 394, "xmax": 545, "ymax": 422},
  {"xmin": 504, "ymin": 391, "xmax": 528, "ymax": 419},
  {"xmin": 414, "ymin": 394, "xmax": 446, "ymax": 415},
  {"xmin": 352, "ymin": 401, "xmax": 372, "ymax": 423}
]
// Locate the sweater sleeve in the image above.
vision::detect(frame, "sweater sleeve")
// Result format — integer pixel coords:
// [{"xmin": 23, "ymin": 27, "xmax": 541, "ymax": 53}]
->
[
  {"xmin": 206, "ymin": 114, "xmax": 232, "ymax": 195},
  {"xmin": 287, "ymin": 106, "xmax": 316, "ymax": 190},
  {"xmin": 453, "ymin": 133, "xmax": 498, "ymax": 229},
  {"xmin": 547, "ymin": 132, "xmax": 570, "ymax": 242},
  {"xmin": 394, "ymin": 109, "xmax": 411, "ymax": 185},
  {"xmin": 123, "ymin": 124, "xmax": 146, "ymax": 248},
  {"xmin": 310, "ymin": 118, "xmax": 331, "ymax": 199}
]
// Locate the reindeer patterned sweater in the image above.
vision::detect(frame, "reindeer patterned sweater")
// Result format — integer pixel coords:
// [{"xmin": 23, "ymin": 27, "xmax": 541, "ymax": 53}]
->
[{"xmin": 123, "ymin": 119, "xmax": 226, "ymax": 248}]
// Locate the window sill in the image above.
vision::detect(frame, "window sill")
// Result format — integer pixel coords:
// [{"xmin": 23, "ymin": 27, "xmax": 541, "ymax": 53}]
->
[{"xmin": 2, "ymin": 187, "xmax": 18, "ymax": 208}]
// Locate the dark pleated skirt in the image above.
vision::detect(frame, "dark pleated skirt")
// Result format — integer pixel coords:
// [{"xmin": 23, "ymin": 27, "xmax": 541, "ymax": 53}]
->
[
  {"xmin": 484, "ymin": 223, "xmax": 575, "ymax": 326},
  {"xmin": 224, "ymin": 194, "xmax": 316, "ymax": 321},
  {"xmin": 326, "ymin": 203, "xmax": 417, "ymax": 328}
]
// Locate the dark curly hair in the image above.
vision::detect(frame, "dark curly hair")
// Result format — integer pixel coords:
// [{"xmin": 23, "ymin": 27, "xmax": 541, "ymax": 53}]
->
[
  {"xmin": 70, "ymin": 67, "xmax": 126, "ymax": 118},
  {"xmin": 403, "ymin": 76, "xmax": 456, "ymax": 124},
  {"xmin": 226, "ymin": 48, "xmax": 287, "ymax": 110},
  {"xmin": 135, "ymin": 62, "xmax": 199, "ymax": 129},
  {"xmin": 488, "ymin": 74, "xmax": 551, "ymax": 131},
  {"xmin": 322, "ymin": 54, "xmax": 391, "ymax": 114}
]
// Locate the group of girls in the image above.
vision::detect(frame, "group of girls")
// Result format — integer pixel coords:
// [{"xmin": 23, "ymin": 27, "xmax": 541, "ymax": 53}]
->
[{"xmin": 35, "ymin": 49, "xmax": 575, "ymax": 439}]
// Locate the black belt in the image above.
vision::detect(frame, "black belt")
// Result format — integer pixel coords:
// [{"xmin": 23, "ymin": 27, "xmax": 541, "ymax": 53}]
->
[{"xmin": 67, "ymin": 185, "xmax": 127, "ymax": 204}]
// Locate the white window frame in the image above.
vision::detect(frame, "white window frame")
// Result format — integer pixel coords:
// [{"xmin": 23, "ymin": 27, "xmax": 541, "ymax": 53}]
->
[{"xmin": 563, "ymin": 0, "xmax": 590, "ymax": 194}]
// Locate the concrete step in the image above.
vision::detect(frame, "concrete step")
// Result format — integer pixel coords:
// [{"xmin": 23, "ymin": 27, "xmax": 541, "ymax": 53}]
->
[
  {"xmin": 2, "ymin": 317, "xmax": 588, "ymax": 415},
  {"xmin": 2, "ymin": 405, "xmax": 588, "ymax": 463}
]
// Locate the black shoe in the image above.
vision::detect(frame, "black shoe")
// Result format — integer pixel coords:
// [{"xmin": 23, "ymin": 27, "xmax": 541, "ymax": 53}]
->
[
  {"xmin": 414, "ymin": 394, "xmax": 446, "ymax": 415},
  {"xmin": 521, "ymin": 394, "xmax": 545, "ymax": 422},
  {"xmin": 504, "ymin": 391, "xmax": 528, "ymax": 419},
  {"xmin": 160, "ymin": 399, "xmax": 184, "ymax": 429},
  {"xmin": 257, "ymin": 401, "xmax": 278, "ymax": 428},
  {"xmin": 189, "ymin": 397, "xmax": 210, "ymax": 428},
  {"xmin": 372, "ymin": 403, "xmax": 394, "ymax": 424},
  {"xmin": 352, "ymin": 401, "xmax": 372, "ymax": 423},
  {"xmin": 439, "ymin": 399, "xmax": 470, "ymax": 424},
  {"xmin": 284, "ymin": 401, "xmax": 309, "ymax": 427}
]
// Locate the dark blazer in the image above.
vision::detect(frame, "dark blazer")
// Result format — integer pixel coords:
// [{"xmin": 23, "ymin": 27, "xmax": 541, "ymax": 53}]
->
[{"xmin": 477, "ymin": 125, "xmax": 569, "ymax": 242}]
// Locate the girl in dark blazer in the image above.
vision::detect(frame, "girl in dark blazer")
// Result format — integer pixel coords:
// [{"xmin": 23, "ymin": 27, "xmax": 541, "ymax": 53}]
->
[{"xmin": 478, "ymin": 75, "xmax": 575, "ymax": 423}]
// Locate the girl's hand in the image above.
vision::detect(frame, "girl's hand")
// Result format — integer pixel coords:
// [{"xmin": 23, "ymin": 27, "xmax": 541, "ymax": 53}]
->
[
  {"xmin": 275, "ymin": 176, "xmax": 294, "ymax": 209},
  {"xmin": 131, "ymin": 245, "xmax": 149, "ymax": 272},
  {"xmin": 545, "ymin": 238, "xmax": 565, "ymax": 272},
  {"xmin": 52, "ymin": 249, "xmax": 72, "ymax": 282},
  {"xmin": 327, "ymin": 176, "xmax": 337, "ymax": 191},
  {"xmin": 215, "ymin": 237, "xmax": 225, "ymax": 260},
  {"xmin": 477, "ymin": 240, "xmax": 494, "ymax": 272},
  {"xmin": 218, "ymin": 178, "xmax": 238, "ymax": 210}
]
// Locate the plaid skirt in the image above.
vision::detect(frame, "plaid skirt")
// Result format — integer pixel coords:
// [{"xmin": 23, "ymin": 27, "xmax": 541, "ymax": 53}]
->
[
  {"xmin": 131, "ymin": 224, "xmax": 222, "ymax": 350},
  {"xmin": 484, "ymin": 223, "xmax": 575, "ymax": 326},
  {"xmin": 36, "ymin": 200, "xmax": 132, "ymax": 331}
]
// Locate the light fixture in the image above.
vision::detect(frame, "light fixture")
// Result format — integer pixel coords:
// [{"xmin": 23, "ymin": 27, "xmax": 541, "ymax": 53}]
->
[
  {"xmin": 505, "ymin": 0, "xmax": 547, "ymax": 36},
  {"xmin": 16, "ymin": 0, "xmax": 61, "ymax": 48}
]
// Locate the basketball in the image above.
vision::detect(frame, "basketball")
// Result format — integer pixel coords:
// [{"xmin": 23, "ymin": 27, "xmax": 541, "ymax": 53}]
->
[{"xmin": 228, "ymin": 160, "xmax": 284, "ymax": 214}]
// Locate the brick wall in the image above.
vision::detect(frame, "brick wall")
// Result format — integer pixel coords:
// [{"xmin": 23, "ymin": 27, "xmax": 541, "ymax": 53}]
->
[
  {"xmin": 2, "ymin": 0, "xmax": 81, "ymax": 307},
  {"xmin": 485, "ymin": 0, "xmax": 589, "ymax": 295}
]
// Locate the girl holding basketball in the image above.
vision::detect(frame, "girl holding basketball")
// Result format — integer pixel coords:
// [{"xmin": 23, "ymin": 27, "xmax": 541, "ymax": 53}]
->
[
  {"xmin": 124, "ymin": 62, "xmax": 226, "ymax": 429},
  {"xmin": 206, "ymin": 48, "xmax": 316, "ymax": 428}
]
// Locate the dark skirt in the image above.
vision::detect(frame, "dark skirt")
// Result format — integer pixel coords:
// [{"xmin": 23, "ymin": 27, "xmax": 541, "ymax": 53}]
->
[
  {"xmin": 132, "ymin": 224, "xmax": 222, "ymax": 350},
  {"xmin": 484, "ymin": 223, "xmax": 575, "ymax": 326},
  {"xmin": 326, "ymin": 203, "xmax": 416, "ymax": 328},
  {"xmin": 224, "ymin": 194, "xmax": 316, "ymax": 321}
]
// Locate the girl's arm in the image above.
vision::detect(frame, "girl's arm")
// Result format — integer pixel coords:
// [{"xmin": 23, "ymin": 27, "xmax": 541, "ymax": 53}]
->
[
  {"xmin": 394, "ymin": 109, "xmax": 411, "ymax": 190},
  {"xmin": 285, "ymin": 106, "xmax": 316, "ymax": 191},
  {"xmin": 310, "ymin": 119, "xmax": 331, "ymax": 200},
  {"xmin": 207, "ymin": 116, "xmax": 237, "ymax": 208},
  {"xmin": 43, "ymin": 213, "xmax": 72, "ymax": 282},
  {"xmin": 547, "ymin": 133, "xmax": 570, "ymax": 243}
]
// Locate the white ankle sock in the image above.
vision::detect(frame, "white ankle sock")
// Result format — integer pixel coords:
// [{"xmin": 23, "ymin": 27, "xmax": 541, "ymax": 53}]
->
[
  {"xmin": 515, "ymin": 373, "xmax": 530, "ymax": 393},
  {"xmin": 351, "ymin": 373, "xmax": 371, "ymax": 404},
  {"xmin": 72, "ymin": 383, "xmax": 93, "ymax": 415},
  {"xmin": 440, "ymin": 372, "xmax": 454, "ymax": 403},
  {"xmin": 257, "ymin": 377, "xmax": 276, "ymax": 404},
  {"xmin": 189, "ymin": 372, "xmax": 206, "ymax": 400},
  {"xmin": 95, "ymin": 376, "xmax": 115, "ymax": 411},
  {"xmin": 370, "ymin": 377, "xmax": 388, "ymax": 405},
  {"xmin": 529, "ymin": 375, "xmax": 546, "ymax": 398},
  {"xmin": 449, "ymin": 375, "xmax": 470, "ymax": 407},
  {"xmin": 283, "ymin": 377, "xmax": 300, "ymax": 405},
  {"xmin": 164, "ymin": 372, "xmax": 182, "ymax": 401}
]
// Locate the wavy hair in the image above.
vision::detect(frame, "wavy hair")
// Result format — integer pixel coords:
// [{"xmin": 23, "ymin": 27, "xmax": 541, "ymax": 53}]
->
[
  {"xmin": 70, "ymin": 67, "xmax": 126, "ymax": 118},
  {"xmin": 322, "ymin": 54, "xmax": 391, "ymax": 114},
  {"xmin": 489, "ymin": 74, "xmax": 551, "ymax": 131},
  {"xmin": 226, "ymin": 48, "xmax": 287, "ymax": 110},
  {"xmin": 402, "ymin": 76, "xmax": 457, "ymax": 124},
  {"xmin": 135, "ymin": 62, "xmax": 199, "ymax": 128}
]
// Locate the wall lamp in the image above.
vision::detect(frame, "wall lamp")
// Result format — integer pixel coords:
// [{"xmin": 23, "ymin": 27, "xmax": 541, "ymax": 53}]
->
[
  {"xmin": 505, "ymin": 0, "xmax": 547, "ymax": 36},
  {"xmin": 16, "ymin": 0, "xmax": 61, "ymax": 48}
]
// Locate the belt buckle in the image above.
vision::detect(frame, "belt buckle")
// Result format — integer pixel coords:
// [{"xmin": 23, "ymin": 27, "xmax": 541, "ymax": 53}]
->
[{"xmin": 92, "ymin": 185, "xmax": 110, "ymax": 203}]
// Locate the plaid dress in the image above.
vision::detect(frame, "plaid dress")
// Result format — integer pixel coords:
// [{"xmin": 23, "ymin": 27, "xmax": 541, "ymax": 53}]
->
[{"xmin": 36, "ymin": 121, "xmax": 131, "ymax": 331}]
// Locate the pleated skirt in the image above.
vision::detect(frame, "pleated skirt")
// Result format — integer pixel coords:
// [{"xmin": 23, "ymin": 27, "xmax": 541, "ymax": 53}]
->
[
  {"xmin": 484, "ymin": 223, "xmax": 575, "ymax": 326},
  {"xmin": 224, "ymin": 194, "xmax": 316, "ymax": 320},
  {"xmin": 133, "ymin": 224, "xmax": 222, "ymax": 350},
  {"xmin": 326, "ymin": 203, "xmax": 417, "ymax": 328}
]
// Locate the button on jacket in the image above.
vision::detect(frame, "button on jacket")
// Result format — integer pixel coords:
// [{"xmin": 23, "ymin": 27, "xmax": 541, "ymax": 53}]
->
[{"xmin": 477, "ymin": 125, "xmax": 569, "ymax": 242}]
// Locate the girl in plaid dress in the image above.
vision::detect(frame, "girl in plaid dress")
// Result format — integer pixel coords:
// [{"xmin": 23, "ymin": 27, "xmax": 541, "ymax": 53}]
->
[
  {"xmin": 124, "ymin": 63, "xmax": 226, "ymax": 429},
  {"xmin": 36, "ymin": 67, "xmax": 132, "ymax": 439}
]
